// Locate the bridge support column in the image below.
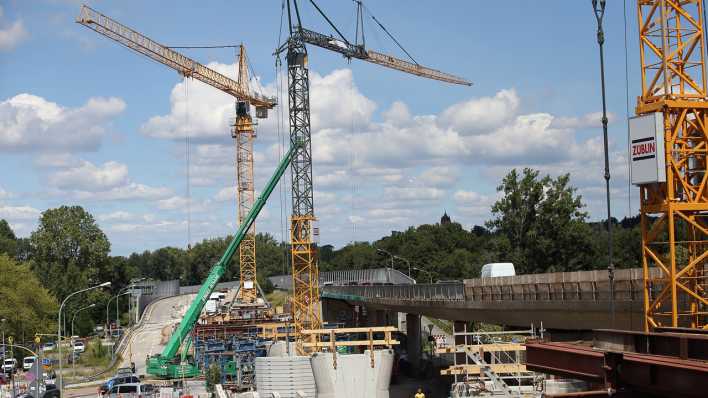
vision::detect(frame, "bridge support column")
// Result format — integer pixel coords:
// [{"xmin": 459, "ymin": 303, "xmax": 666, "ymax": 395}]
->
[
  {"xmin": 406, "ymin": 313, "xmax": 421, "ymax": 369},
  {"xmin": 453, "ymin": 320, "xmax": 469, "ymax": 379}
]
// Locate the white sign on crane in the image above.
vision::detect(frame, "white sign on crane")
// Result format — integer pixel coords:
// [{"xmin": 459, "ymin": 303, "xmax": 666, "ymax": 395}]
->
[{"xmin": 629, "ymin": 112, "xmax": 666, "ymax": 185}]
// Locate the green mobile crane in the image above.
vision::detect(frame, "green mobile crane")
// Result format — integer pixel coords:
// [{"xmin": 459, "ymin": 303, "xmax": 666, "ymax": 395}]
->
[{"xmin": 146, "ymin": 141, "xmax": 300, "ymax": 379}]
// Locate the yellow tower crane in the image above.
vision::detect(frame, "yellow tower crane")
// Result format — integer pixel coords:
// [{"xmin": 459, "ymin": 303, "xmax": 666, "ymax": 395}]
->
[
  {"xmin": 76, "ymin": 5, "xmax": 277, "ymax": 303},
  {"xmin": 634, "ymin": 0, "xmax": 708, "ymax": 331}
]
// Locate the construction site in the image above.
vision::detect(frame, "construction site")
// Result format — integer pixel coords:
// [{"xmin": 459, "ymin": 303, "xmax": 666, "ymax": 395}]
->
[{"xmin": 1, "ymin": 0, "xmax": 708, "ymax": 397}]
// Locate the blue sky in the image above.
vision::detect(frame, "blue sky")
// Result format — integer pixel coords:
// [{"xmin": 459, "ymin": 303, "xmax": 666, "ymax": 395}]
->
[{"xmin": 1, "ymin": 1, "xmax": 641, "ymax": 255}]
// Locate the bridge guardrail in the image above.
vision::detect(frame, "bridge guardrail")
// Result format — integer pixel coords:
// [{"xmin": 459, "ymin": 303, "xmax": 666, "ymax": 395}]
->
[
  {"xmin": 323, "ymin": 267, "xmax": 662, "ymax": 304},
  {"xmin": 322, "ymin": 283, "xmax": 464, "ymax": 302}
]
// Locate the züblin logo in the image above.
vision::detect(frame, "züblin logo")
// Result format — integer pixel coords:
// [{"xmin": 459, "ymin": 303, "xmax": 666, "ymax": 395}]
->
[{"xmin": 632, "ymin": 137, "xmax": 657, "ymax": 161}]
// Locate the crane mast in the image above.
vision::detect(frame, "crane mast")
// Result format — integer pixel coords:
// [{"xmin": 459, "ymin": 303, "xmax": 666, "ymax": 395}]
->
[
  {"xmin": 635, "ymin": 0, "xmax": 708, "ymax": 330},
  {"xmin": 233, "ymin": 46, "xmax": 259, "ymax": 303},
  {"xmin": 76, "ymin": 5, "xmax": 275, "ymax": 305},
  {"xmin": 286, "ymin": 5, "xmax": 322, "ymax": 353}
]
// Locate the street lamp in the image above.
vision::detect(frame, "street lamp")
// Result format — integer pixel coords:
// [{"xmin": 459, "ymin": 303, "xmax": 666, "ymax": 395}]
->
[
  {"xmin": 1, "ymin": 318, "xmax": 6, "ymax": 356},
  {"xmin": 71, "ymin": 303, "xmax": 96, "ymax": 379},
  {"xmin": 71, "ymin": 304, "xmax": 96, "ymax": 340},
  {"xmin": 592, "ymin": 0, "xmax": 615, "ymax": 327},
  {"xmin": 393, "ymin": 255, "xmax": 411, "ymax": 278},
  {"xmin": 106, "ymin": 291, "xmax": 129, "ymax": 338},
  {"xmin": 57, "ymin": 281, "xmax": 111, "ymax": 395},
  {"xmin": 376, "ymin": 249, "xmax": 412, "ymax": 278},
  {"xmin": 412, "ymin": 266, "xmax": 433, "ymax": 284}
]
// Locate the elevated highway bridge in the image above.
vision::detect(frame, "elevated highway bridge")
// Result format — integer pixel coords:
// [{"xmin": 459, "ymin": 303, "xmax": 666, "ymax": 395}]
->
[{"xmin": 271, "ymin": 267, "xmax": 659, "ymax": 332}]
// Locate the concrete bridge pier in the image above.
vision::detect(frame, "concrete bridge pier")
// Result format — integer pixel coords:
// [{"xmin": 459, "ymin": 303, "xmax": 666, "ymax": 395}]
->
[{"xmin": 406, "ymin": 313, "xmax": 421, "ymax": 369}]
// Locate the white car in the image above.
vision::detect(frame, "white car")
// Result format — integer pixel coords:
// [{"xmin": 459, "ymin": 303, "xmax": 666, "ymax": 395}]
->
[
  {"xmin": 22, "ymin": 356, "xmax": 36, "ymax": 371},
  {"xmin": 72, "ymin": 341, "xmax": 85, "ymax": 353},
  {"xmin": 2, "ymin": 358, "xmax": 17, "ymax": 374}
]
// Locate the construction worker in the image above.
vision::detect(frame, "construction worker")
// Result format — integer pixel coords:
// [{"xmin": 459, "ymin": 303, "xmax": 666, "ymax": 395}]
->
[{"xmin": 414, "ymin": 387, "xmax": 425, "ymax": 398}]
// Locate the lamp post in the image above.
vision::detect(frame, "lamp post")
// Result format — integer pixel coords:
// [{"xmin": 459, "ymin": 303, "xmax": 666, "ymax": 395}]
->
[
  {"xmin": 376, "ymin": 249, "xmax": 395, "ymax": 282},
  {"xmin": 412, "ymin": 266, "xmax": 433, "ymax": 284},
  {"xmin": 71, "ymin": 304, "xmax": 96, "ymax": 342},
  {"xmin": 393, "ymin": 255, "xmax": 411, "ymax": 278},
  {"xmin": 106, "ymin": 291, "xmax": 129, "ymax": 338},
  {"xmin": 1, "ymin": 318, "xmax": 6, "ymax": 357},
  {"xmin": 57, "ymin": 281, "xmax": 111, "ymax": 395},
  {"xmin": 592, "ymin": 0, "xmax": 615, "ymax": 327},
  {"xmin": 71, "ymin": 303, "xmax": 96, "ymax": 378}
]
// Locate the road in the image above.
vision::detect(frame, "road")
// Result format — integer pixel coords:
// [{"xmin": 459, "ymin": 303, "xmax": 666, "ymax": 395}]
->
[{"xmin": 119, "ymin": 294, "xmax": 195, "ymax": 376}]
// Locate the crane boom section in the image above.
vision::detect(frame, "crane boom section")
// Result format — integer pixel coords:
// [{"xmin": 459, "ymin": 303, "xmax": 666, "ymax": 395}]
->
[
  {"xmin": 295, "ymin": 28, "xmax": 471, "ymax": 86},
  {"xmin": 160, "ymin": 141, "xmax": 300, "ymax": 360},
  {"xmin": 76, "ymin": 5, "xmax": 276, "ymax": 108}
]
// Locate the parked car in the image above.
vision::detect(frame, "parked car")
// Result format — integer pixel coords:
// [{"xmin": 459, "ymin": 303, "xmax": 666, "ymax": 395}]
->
[
  {"xmin": 42, "ymin": 384, "xmax": 60, "ymax": 398},
  {"xmin": 114, "ymin": 367, "xmax": 134, "ymax": 377},
  {"xmin": 72, "ymin": 341, "xmax": 85, "ymax": 353},
  {"xmin": 23, "ymin": 356, "xmax": 37, "ymax": 371},
  {"xmin": 107, "ymin": 383, "xmax": 153, "ymax": 398},
  {"xmin": 99, "ymin": 375, "xmax": 140, "ymax": 395},
  {"xmin": 2, "ymin": 358, "xmax": 17, "ymax": 374},
  {"xmin": 41, "ymin": 342, "xmax": 55, "ymax": 352}
]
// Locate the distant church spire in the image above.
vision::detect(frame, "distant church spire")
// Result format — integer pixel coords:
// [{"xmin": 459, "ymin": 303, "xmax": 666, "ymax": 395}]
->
[{"xmin": 441, "ymin": 211, "xmax": 451, "ymax": 225}]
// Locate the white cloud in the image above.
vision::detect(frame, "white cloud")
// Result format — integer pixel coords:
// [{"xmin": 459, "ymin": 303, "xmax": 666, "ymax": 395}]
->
[
  {"xmin": 71, "ymin": 183, "xmax": 171, "ymax": 201},
  {"xmin": 49, "ymin": 160, "xmax": 128, "ymax": 191},
  {"xmin": 214, "ymin": 187, "xmax": 236, "ymax": 202},
  {"xmin": 45, "ymin": 159, "xmax": 172, "ymax": 202},
  {"xmin": 0, "ymin": 205, "xmax": 40, "ymax": 221},
  {"xmin": 384, "ymin": 186, "xmax": 445, "ymax": 201},
  {"xmin": 418, "ymin": 166, "xmax": 459, "ymax": 188},
  {"xmin": 309, "ymin": 69, "xmax": 376, "ymax": 131},
  {"xmin": 552, "ymin": 112, "xmax": 616, "ymax": 129},
  {"xmin": 97, "ymin": 211, "xmax": 134, "ymax": 222},
  {"xmin": 0, "ymin": 94, "xmax": 125, "ymax": 152},
  {"xmin": 0, "ymin": 19, "xmax": 28, "ymax": 52},
  {"xmin": 140, "ymin": 62, "xmax": 240, "ymax": 140},
  {"xmin": 439, "ymin": 89, "xmax": 519, "ymax": 135}
]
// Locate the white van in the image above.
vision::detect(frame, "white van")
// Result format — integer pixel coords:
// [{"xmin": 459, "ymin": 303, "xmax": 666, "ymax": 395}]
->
[{"xmin": 480, "ymin": 263, "xmax": 516, "ymax": 278}]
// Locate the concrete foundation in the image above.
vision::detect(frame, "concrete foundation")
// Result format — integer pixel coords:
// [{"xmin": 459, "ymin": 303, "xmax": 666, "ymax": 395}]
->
[
  {"xmin": 310, "ymin": 349, "xmax": 394, "ymax": 398},
  {"xmin": 255, "ymin": 356, "xmax": 317, "ymax": 398}
]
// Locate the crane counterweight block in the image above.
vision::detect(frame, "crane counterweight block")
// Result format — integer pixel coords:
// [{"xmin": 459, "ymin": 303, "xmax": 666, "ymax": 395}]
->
[{"xmin": 146, "ymin": 140, "xmax": 302, "ymax": 379}]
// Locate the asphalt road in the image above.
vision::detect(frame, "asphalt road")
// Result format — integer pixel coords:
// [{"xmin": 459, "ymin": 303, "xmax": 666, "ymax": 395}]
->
[{"xmin": 119, "ymin": 294, "xmax": 195, "ymax": 376}]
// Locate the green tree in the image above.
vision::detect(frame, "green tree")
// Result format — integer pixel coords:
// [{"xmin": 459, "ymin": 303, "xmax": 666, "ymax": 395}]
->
[
  {"xmin": 205, "ymin": 363, "xmax": 221, "ymax": 394},
  {"xmin": 0, "ymin": 255, "xmax": 58, "ymax": 343},
  {"xmin": 0, "ymin": 219, "xmax": 17, "ymax": 258},
  {"xmin": 29, "ymin": 206, "xmax": 111, "ymax": 299},
  {"xmin": 486, "ymin": 168, "xmax": 598, "ymax": 274}
]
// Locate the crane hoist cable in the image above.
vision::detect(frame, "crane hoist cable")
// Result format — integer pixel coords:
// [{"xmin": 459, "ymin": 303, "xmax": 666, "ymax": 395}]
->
[
  {"xmin": 359, "ymin": 2, "xmax": 418, "ymax": 65},
  {"xmin": 184, "ymin": 78, "xmax": 192, "ymax": 250},
  {"xmin": 623, "ymin": 0, "xmax": 632, "ymax": 217}
]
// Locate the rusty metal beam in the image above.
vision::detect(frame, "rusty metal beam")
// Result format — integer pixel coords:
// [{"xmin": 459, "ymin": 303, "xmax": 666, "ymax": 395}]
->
[{"xmin": 525, "ymin": 339, "xmax": 708, "ymax": 398}]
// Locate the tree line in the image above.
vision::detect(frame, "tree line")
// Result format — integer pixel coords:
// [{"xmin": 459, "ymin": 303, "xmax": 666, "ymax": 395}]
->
[{"xmin": 0, "ymin": 168, "xmax": 643, "ymax": 343}]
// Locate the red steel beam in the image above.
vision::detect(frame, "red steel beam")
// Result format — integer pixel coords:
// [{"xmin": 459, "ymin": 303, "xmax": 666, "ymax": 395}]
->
[{"xmin": 525, "ymin": 339, "xmax": 708, "ymax": 397}]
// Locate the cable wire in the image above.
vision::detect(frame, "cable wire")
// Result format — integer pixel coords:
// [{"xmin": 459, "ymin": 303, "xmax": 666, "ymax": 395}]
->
[
  {"xmin": 184, "ymin": 78, "xmax": 192, "ymax": 250},
  {"xmin": 623, "ymin": 0, "xmax": 632, "ymax": 217}
]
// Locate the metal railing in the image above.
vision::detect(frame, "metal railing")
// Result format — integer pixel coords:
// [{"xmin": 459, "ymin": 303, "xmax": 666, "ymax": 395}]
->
[
  {"xmin": 322, "ymin": 283, "xmax": 464, "ymax": 302},
  {"xmin": 323, "ymin": 268, "xmax": 660, "ymax": 304}
]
